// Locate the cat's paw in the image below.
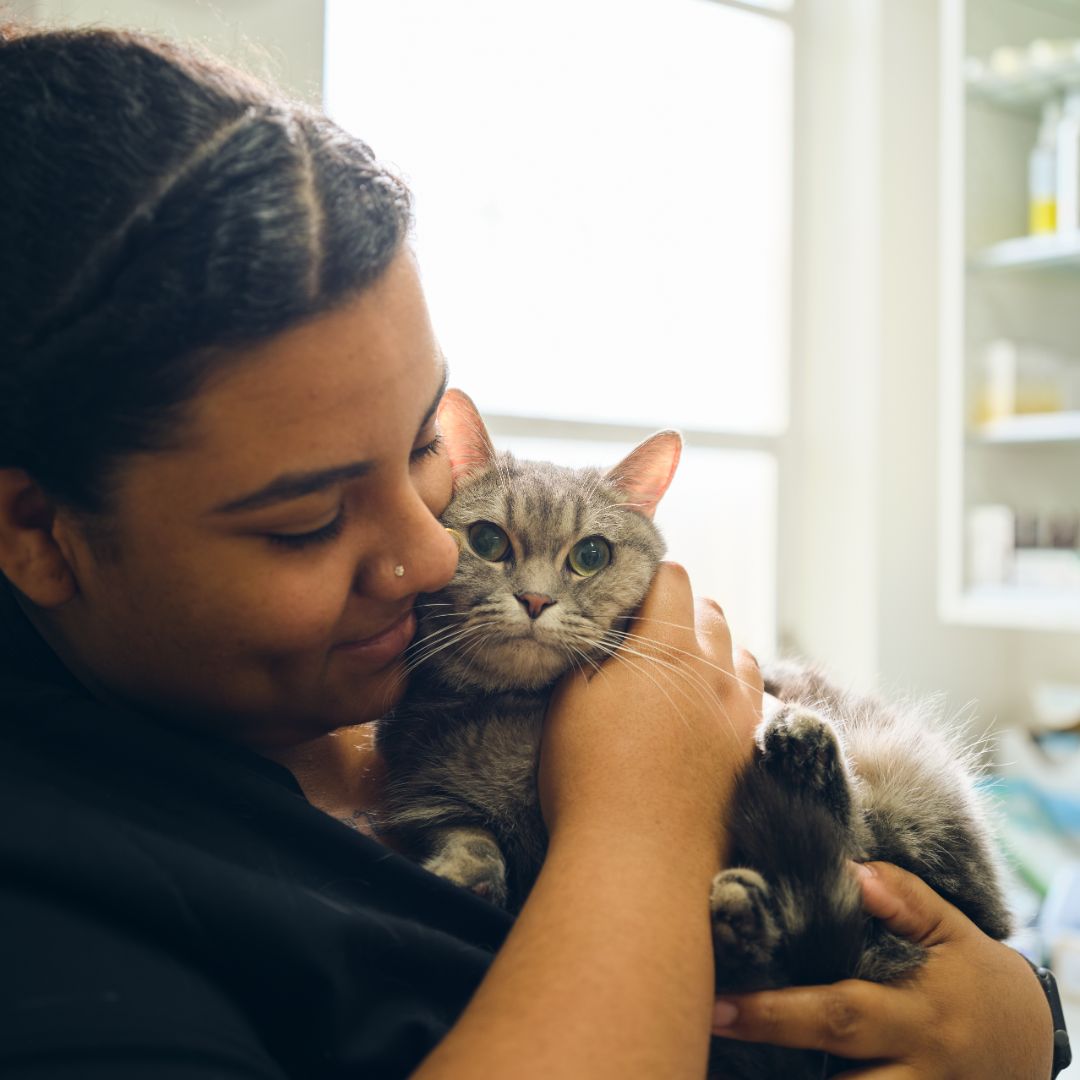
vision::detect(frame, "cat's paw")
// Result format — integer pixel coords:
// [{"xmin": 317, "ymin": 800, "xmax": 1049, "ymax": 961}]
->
[
  {"xmin": 760, "ymin": 706, "xmax": 852, "ymax": 820},
  {"xmin": 710, "ymin": 868, "xmax": 781, "ymax": 978},
  {"xmin": 423, "ymin": 827, "xmax": 508, "ymax": 907}
]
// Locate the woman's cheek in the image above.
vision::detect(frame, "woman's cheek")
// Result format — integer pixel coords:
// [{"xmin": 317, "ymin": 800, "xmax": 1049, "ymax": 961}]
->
[{"xmin": 234, "ymin": 564, "xmax": 347, "ymax": 649}]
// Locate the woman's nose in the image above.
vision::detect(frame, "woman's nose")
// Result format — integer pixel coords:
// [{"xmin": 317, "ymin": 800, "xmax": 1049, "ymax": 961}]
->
[{"xmin": 360, "ymin": 491, "xmax": 459, "ymax": 598}]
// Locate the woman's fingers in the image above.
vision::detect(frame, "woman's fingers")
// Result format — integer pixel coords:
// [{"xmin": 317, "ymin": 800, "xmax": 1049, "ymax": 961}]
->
[
  {"xmin": 635, "ymin": 561, "xmax": 696, "ymax": 634},
  {"xmin": 854, "ymin": 861, "xmax": 963, "ymax": 949},
  {"xmin": 733, "ymin": 646, "xmax": 763, "ymax": 699},
  {"xmin": 712, "ymin": 979, "xmax": 927, "ymax": 1061}
]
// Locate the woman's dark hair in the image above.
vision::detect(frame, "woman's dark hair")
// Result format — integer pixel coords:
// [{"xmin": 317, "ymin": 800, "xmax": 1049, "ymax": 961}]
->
[{"xmin": 0, "ymin": 23, "xmax": 412, "ymax": 511}]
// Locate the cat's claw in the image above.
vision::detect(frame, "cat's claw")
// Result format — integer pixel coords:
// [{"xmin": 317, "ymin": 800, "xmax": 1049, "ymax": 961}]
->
[{"xmin": 423, "ymin": 827, "xmax": 509, "ymax": 908}]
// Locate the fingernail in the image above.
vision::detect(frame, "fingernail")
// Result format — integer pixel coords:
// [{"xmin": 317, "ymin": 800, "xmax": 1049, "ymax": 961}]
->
[
  {"xmin": 851, "ymin": 861, "xmax": 875, "ymax": 879},
  {"xmin": 712, "ymin": 1000, "xmax": 739, "ymax": 1030}
]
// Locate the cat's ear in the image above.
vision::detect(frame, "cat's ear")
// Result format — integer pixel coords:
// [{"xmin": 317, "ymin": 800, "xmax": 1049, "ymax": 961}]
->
[
  {"xmin": 438, "ymin": 388, "xmax": 497, "ymax": 483},
  {"xmin": 605, "ymin": 431, "xmax": 682, "ymax": 519}
]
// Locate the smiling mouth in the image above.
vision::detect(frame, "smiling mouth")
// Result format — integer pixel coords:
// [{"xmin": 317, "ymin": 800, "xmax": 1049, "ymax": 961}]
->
[
  {"xmin": 343, "ymin": 609, "xmax": 414, "ymax": 648},
  {"xmin": 333, "ymin": 609, "xmax": 418, "ymax": 667}
]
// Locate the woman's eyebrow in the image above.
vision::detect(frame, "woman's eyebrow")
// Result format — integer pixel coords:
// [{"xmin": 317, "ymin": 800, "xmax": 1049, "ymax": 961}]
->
[
  {"xmin": 427, "ymin": 360, "xmax": 449, "ymax": 429},
  {"xmin": 210, "ymin": 461, "xmax": 376, "ymax": 515},
  {"xmin": 210, "ymin": 362, "xmax": 449, "ymax": 516}
]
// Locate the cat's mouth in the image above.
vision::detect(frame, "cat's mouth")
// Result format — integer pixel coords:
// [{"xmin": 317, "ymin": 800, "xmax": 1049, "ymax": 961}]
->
[{"xmin": 412, "ymin": 606, "xmax": 583, "ymax": 691}]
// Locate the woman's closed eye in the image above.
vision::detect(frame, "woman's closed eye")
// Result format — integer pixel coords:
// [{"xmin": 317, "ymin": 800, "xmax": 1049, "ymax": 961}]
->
[
  {"xmin": 410, "ymin": 433, "xmax": 442, "ymax": 463},
  {"xmin": 264, "ymin": 509, "xmax": 347, "ymax": 551}
]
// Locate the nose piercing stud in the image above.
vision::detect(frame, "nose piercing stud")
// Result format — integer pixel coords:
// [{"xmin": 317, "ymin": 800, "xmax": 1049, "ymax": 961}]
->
[{"xmin": 393, "ymin": 564, "xmax": 405, "ymax": 577}]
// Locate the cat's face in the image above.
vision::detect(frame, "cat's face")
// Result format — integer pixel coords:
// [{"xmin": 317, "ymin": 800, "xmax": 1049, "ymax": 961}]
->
[{"xmin": 407, "ymin": 390, "xmax": 681, "ymax": 693}]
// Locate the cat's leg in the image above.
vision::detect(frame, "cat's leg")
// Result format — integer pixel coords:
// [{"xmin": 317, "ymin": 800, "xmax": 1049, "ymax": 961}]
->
[
  {"xmin": 759, "ymin": 706, "xmax": 854, "ymax": 825},
  {"xmin": 422, "ymin": 825, "xmax": 509, "ymax": 907},
  {"xmin": 710, "ymin": 868, "xmax": 782, "ymax": 988}
]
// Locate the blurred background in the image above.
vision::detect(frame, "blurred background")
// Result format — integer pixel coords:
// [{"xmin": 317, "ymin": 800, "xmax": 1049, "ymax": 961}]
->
[{"xmin": 8, "ymin": 0, "xmax": 1080, "ymax": 1039}]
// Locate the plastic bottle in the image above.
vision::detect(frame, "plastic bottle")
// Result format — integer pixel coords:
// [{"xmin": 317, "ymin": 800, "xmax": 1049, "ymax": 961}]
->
[
  {"xmin": 1030, "ymin": 98, "xmax": 1061, "ymax": 235},
  {"xmin": 1057, "ymin": 90, "xmax": 1080, "ymax": 233}
]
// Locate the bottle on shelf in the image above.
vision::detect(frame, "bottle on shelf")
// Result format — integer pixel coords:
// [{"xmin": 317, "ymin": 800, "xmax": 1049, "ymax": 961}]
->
[
  {"xmin": 1030, "ymin": 98, "xmax": 1062, "ymax": 235},
  {"xmin": 1057, "ymin": 89, "xmax": 1080, "ymax": 234}
]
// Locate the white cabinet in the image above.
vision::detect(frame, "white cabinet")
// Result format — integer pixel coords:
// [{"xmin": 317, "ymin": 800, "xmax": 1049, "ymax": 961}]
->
[{"xmin": 940, "ymin": 0, "xmax": 1080, "ymax": 633}]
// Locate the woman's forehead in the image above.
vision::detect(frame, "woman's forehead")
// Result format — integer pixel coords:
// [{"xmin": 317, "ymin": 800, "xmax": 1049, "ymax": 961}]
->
[{"xmin": 118, "ymin": 256, "xmax": 445, "ymax": 513}]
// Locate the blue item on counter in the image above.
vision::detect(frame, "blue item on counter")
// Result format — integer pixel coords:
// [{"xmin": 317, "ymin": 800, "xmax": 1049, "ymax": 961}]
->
[{"xmin": 1041, "ymin": 863, "xmax": 1080, "ymax": 945}]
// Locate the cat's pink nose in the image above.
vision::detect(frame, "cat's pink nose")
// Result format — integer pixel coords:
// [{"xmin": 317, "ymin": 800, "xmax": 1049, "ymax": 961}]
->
[{"xmin": 515, "ymin": 592, "xmax": 556, "ymax": 620}]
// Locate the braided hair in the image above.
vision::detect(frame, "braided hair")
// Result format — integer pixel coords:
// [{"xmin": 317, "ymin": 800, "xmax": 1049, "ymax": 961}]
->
[{"xmin": 0, "ymin": 23, "xmax": 412, "ymax": 511}]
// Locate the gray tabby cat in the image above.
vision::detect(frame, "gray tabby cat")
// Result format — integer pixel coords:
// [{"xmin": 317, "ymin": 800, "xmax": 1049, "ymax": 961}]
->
[{"xmin": 376, "ymin": 389, "xmax": 1012, "ymax": 1079}]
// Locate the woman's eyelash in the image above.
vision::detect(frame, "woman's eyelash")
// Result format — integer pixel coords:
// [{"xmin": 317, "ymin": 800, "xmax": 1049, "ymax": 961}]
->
[
  {"xmin": 410, "ymin": 434, "xmax": 443, "ymax": 462},
  {"xmin": 265, "ymin": 511, "xmax": 347, "ymax": 551}
]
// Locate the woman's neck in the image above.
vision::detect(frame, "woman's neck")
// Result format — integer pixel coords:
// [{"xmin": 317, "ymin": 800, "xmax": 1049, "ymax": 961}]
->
[{"xmin": 266, "ymin": 724, "xmax": 388, "ymax": 834}]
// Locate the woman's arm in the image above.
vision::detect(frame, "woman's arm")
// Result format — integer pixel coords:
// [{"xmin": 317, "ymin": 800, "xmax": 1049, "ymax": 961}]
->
[
  {"xmin": 413, "ymin": 563, "xmax": 762, "ymax": 1080},
  {"xmin": 711, "ymin": 860, "xmax": 1056, "ymax": 1079}
]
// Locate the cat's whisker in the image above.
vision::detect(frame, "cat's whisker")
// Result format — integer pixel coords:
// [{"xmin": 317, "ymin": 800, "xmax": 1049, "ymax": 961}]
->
[
  {"xmin": 592, "ymin": 646, "xmax": 689, "ymax": 726},
  {"xmin": 594, "ymin": 631, "xmax": 748, "ymax": 738},
  {"xmin": 566, "ymin": 650, "xmax": 598, "ymax": 685},
  {"xmin": 613, "ymin": 629, "xmax": 770, "ymax": 702},
  {"xmin": 402, "ymin": 622, "xmax": 499, "ymax": 675},
  {"xmin": 596, "ymin": 636, "xmax": 731, "ymax": 726},
  {"xmin": 453, "ymin": 632, "xmax": 498, "ymax": 686},
  {"xmin": 402, "ymin": 620, "xmax": 474, "ymax": 659},
  {"xmin": 562, "ymin": 642, "xmax": 607, "ymax": 682},
  {"xmin": 404, "ymin": 623, "xmax": 494, "ymax": 669},
  {"xmin": 601, "ymin": 618, "xmax": 773, "ymax": 702},
  {"xmin": 625, "ymin": 614, "xmax": 770, "ymax": 669},
  {"xmin": 622, "ymin": 615, "xmax": 700, "ymax": 633},
  {"xmin": 589, "ymin": 632, "xmax": 715, "ymax": 718}
]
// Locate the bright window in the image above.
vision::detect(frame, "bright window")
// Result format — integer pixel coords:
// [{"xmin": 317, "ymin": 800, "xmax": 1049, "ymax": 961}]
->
[{"xmin": 325, "ymin": 0, "xmax": 792, "ymax": 655}]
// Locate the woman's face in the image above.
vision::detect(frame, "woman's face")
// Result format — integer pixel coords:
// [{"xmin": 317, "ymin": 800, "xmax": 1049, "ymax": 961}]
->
[{"xmin": 50, "ymin": 250, "xmax": 459, "ymax": 751}]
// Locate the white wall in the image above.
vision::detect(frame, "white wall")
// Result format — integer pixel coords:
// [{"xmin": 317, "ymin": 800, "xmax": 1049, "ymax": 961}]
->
[
  {"xmin": 875, "ymin": 0, "xmax": 1020, "ymax": 716},
  {"xmin": 781, "ymin": 0, "xmax": 884, "ymax": 689},
  {"xmin": 13, "ymin": 0, "xmax": 323, "ymax": 104}
]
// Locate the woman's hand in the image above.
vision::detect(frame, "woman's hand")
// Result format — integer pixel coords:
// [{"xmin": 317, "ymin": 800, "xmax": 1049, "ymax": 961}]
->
[
  {"xmin": 711, "ymin": 861, "xmax": 1055, "ymax": 1079},
  {"xmin": 540, "ymin": 561, "xmax": 762, "ymax": 870}
]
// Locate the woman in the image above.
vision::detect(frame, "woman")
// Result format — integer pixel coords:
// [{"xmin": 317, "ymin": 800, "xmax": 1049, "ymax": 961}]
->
[{"xmin": 0, "ymin": 23, "xmax": 1055, "ymax": 1079}]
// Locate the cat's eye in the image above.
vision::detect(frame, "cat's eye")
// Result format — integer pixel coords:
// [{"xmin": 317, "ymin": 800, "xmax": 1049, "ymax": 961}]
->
[
  {"xmin": 567, "ymin": 536, "xmax": 611, "ymax": 577},
  {"xmin": 467, "ymin": 521, "xmax": 511, "ymax": 562}
]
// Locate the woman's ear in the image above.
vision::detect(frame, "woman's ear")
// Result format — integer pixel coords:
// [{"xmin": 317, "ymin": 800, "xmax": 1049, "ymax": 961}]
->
[
  {"xmin": 0, "ymin": 469, "xmax": 77, "ymax": 607},
  {"xmin": 605, "ymin": 431, "xmax": 683, "ymax": 520},
  {"xmin": 438, "ymin": 388, "xmax": 497, "ymax": 484}
]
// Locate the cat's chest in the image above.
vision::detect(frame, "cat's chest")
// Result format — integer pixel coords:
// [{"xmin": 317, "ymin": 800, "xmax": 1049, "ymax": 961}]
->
[{"xmin": 380, "ymin": 689, "xmax": 547, "ymax": 811}]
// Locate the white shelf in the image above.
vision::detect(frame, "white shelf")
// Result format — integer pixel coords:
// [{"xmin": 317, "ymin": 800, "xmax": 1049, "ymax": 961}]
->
[
  {"xmin": 941, "ymin": 1, "xmax": 1080, "ymax": 635},
  {"xmin": 945, "ymin": 585, "xmax": 1080, "ymax": 632},
  {"xmin": 969, "ymin": 232, "xmax": 1080, "ymax": 271},
  {"xmin": 972, "ymin": 411, "xmax": 1080, "ymax": 443},
  {"xmin": 966, "ymin": 55, "xmax": 1080, "ymax": 112}
]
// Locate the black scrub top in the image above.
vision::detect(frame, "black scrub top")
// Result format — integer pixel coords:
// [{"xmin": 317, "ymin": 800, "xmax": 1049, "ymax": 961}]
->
[{"xmin": 0, "ymin": 583, "xmax": 512, "ymax": 1078}]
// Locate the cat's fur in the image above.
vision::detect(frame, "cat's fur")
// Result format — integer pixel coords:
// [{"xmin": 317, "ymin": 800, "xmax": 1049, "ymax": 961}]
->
[{"xmin": 376, "ymin": 390, "xmax": 1012, "ymax": 1079}]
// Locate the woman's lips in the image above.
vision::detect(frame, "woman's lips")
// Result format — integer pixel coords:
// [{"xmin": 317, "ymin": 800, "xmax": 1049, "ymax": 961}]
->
[{"xmin": 334, "ymin": 610, "xmax": 417, "ymax": 668}]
